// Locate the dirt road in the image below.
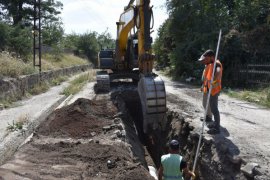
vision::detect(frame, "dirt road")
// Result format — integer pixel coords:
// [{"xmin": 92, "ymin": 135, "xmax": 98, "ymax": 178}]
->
[{"xmin": 161, "ymin": 74, "xmax": 270, "ymax": 178}]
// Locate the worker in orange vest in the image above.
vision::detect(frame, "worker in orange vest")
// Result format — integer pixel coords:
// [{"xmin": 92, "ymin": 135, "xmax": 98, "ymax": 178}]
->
[{"xmin": 198, "ymin": 49, "xmax": 223, "ymax": 134}]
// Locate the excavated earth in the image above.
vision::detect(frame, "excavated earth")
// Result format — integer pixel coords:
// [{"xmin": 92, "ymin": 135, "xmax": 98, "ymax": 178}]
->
[
  {"xmin": 0, "ymin": 96, "xmax": 153, "ymax": 180},
  {"xmin": 0, "ymin": 80, "xmax": 269, "ymax": 180}
]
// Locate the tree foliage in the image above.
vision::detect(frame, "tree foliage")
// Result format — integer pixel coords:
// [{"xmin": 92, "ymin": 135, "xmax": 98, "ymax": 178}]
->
[
  {"xmin": 0, "ymin": 0, "xmax": 63, "ymax": 26},
  {"xmin": 0, "ymin": 0, "xmax": 63, "ymax": 60},
  {"xmin": 154, "ymin": 0, "xmax": 270, "ymax": 85},
  {"xmin": 63, "ymin": 31, "xmax": 115, "ymax": 65}
]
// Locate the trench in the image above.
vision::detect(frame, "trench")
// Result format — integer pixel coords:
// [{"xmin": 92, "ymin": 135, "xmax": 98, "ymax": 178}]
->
[{"xmin": 111, "ymin": 86, "xmax": 253, "ymax": 180}]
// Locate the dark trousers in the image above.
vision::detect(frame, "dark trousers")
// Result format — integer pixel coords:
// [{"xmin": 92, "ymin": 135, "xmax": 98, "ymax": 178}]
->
[{"xmin": 203, "ymin": 93, "xmax": 220, "ymax": 130}]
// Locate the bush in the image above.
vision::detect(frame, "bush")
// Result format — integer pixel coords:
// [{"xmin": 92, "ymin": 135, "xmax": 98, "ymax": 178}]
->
[
  {"xmin": 8, "ymin": 26, "xmax": 32, "ymax": 61},
  {"xmin": 0, "ymin": 23, "xmax": 10, "ymax": 50}
]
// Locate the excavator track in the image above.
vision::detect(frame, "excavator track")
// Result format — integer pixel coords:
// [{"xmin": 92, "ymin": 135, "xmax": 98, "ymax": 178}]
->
[
  {"xmin": 138, "ymin": 74, "xmax": 166, "ymax": 133},
  {"xmin": 95, "ymin": 71, "xmax": 110, "ymax": 92}
]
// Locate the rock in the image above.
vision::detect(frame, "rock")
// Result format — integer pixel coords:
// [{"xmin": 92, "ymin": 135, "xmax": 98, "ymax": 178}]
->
[
  {"xmin": 182, "ymin": 112, "xmax": 191, "ymax": 117},
  {"xmin": 110, "ymin": 124, "xmax": 117, "ymax": 129},
  {"xmin": 185, "ymin": 77, "xmax": 195, "ymax": 82},
  {"xmin": 113, "ymin": 118, "xmax": 121, "ymax": 124},
  {"xmin": 90, "ymin": 132, "xmax": 96, "ymax": 137},
  {"xmin": 254, "ymin": 174, "xmax": 269, "ymax": 180},
  {"xmin": 121, "ymin": 130, "xmax": 126, "ymax": 137},
  {"xmin": 114, "ymin": 130, "xmax": 121, "ymax": 137},
  {"xmin": 227, "ymin": 155, "xmax": 242, "ymax": 165},
  {"xmin": 102, "ymin": 126, "xmax": 111, "ymax": 131},
  {"xmin": 113, "ymin": 112, "xmax": 123, "ymax": 118},
  {"xmin": 110, "ymin": 134, "xmax": 117, "ymax": 140},
  {"xmin": 107, "ymin": 160, "xmax": 116, "ymax": 169},
  {"xmin": 241, "ymin": 163, "xmax": 259, "ymax": 178},
  {"xmin": 117, "ymin": 124, "xmax": 124, "ymax": 130},
  {"xmin": 0, "ymin": 104, "xmax": 4, "ymax": 110}
]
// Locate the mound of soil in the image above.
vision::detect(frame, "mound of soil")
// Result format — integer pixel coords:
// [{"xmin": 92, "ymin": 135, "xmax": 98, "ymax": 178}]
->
[
  {"xmin": 38, "ymin": 98, "xmax": 117, "ymax": 138},
  {"xmin": 0, "ymin": 98, "xmax": 154, "ymax": 180}
]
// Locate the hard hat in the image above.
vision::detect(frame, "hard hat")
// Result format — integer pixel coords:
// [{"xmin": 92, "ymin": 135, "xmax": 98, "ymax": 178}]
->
[
  {"xmin": 169, "ymin": 139, "xmax": 179, "ymax": 150},
  {"xmin": 198, "ymin": 49, "xmax": 215, "ymax": 61}
]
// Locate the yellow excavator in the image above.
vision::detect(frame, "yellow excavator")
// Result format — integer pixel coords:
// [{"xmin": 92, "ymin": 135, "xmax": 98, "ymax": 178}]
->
[{"xmin": 96, "ymin": 0, "xmax": 166, "ymax": 133}]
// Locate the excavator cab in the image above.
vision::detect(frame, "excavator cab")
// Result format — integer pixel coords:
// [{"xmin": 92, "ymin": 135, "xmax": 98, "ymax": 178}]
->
[{"xmin": 96, "ymin": 0, "xmax": 166, "ymax": 133}]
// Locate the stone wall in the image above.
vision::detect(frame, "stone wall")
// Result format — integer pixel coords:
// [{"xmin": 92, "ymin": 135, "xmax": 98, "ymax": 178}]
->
[{"xmin": 0, "ymin": 64, "xmax": 92, "ymax": 101}]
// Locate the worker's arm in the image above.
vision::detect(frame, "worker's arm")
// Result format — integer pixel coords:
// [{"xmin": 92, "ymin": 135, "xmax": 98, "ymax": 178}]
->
[
  {"xmin": 181, "ymin": 160, "xmax": 196, "ymax": 180},
  {"xmin": 158, "ymin": 165, "xmax": 163, "ymax": 180},
  {"xmin": 214, "ymin": 66, "xmax": 221, "ymax": 81},
  {"xmin": 182, "ymin": 167, "xmax": 196, "ymax": 180}
]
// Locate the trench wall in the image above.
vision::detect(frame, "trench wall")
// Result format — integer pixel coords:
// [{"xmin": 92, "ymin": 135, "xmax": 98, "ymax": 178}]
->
[
  {"xmin": 0, "ymin": 64, "xmax": 92, "ymax": 102},
  {"xmin": 150, "ymin": 110, "xmax": 266, "ymax": 180}
]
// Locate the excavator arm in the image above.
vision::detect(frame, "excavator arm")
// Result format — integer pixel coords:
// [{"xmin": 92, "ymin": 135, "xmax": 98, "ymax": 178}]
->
[{"xmin": 96, "ymin": 0, "xmax": 166, "ymax": 133}]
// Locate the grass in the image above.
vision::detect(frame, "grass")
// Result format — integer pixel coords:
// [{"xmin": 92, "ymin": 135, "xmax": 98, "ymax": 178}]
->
[
  {"xmin": 0, "ymin": 52, "xmax": 37, "ymax": 78},
  {"xmin": 225, "ymin": 86, "xmax": 270, "ymax": 108},
  {"xmin": 28, "ymin": 81, "xmax": 50, "ymax": 95},
  {"xmin": 62, "ymin": 71, "xmax": 95, "ymax": 96},
  {"xmin": 0, "ymin": 52, "xmax": 89, "ymax": 78},
  {"xmin": 0, "ymin": 96, "xmax": 21, "ymax": 109},
  {"xmin": 6, "ymin": 114, "xmax": 29, "ymax": 132},
  {"xmin": 0, "ymin": 51, "xmax": 90, "ymax": 108},
  {"xmin": 42, "ymin": 53, "xmax": 89, "ymax": 70}
]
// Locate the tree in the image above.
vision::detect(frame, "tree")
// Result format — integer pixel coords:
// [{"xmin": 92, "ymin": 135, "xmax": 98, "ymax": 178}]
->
[
  {"xmin": 8, "ymin": 25, "xmax": 32, "ymax": 60},
  {"xmin": 97, "ymin": 29, "xmax": 115, "ymax": 50},
  {"xmin": 156, "ymin": 0, "xmax": 270, "ymax": 85},
  {"xmin": 0, "ymin": 0, "xmax": 63, "ymax": 26},
  {"xmin": 153, "ymin": 19, "xmax": 172, "ymax": 67},
  {"xmin": 42, "ymin": 18, "xmax": 64, "ymax": 46},
  {"xmin": 77, "ymin": 32, "xmax": 99, "ymax": 64},
  {"xmin": 0, "ymin": 22, "xmax": 10, "ymax": 50}
]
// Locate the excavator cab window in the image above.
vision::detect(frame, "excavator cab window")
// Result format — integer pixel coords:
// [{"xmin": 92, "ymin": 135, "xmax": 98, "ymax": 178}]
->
[{"xmin": 99, "ymin": 50, "xmax": 114, "ymax": 58}]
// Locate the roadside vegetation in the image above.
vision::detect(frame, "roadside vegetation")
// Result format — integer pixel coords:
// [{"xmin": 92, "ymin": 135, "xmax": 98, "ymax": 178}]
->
[
  {"xmin": 154, "ymin": 0, "xmax": 270, "ymax": 86},
  {"xmin": 0, "ymin": 53, "xmax": 36, "ymax": 78},
  {"xmin": 0, "ymin": 75, "xmax": 68, "ymax": 109},
  {"xmin": 6, "ymin": 114, "xmax": 29, "ymax": 132},
  {"xmin": 0, "ymin": 52, "xmax": 89, "ymax": 78},
  {"xmin": 62, "ymin": 71, "xmax": 95, "ymax": 96},
  {"xmin": 225, "ymin": 87, "xmax": 270, "ymax": 108}
]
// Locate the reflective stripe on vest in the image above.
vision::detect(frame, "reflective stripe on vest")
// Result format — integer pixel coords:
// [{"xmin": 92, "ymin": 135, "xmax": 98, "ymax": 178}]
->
[{"xmin": 203, "ymin": 60, "xmax": 223, "ymax": 96}]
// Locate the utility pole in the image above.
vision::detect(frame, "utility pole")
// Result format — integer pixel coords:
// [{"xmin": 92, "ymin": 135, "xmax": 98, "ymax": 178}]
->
[{"xmin": 33, "ymin": 0, "xmax": 42, "ymax": 74}]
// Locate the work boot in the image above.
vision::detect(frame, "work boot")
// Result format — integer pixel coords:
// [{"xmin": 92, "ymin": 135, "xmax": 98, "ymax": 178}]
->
[
  {"xmin": 207, "ymin": 122, "xmax": 216, "ymax": 128},
  {"xmin": 200, "ymin": 116, "xmax": 212, "ymax": 122},
  {"xmin": 207, "ymin": 128, "xmax": 220, "ymax": 134}
]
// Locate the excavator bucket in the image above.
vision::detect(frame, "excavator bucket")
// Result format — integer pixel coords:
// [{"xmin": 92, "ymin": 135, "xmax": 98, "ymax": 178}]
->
[{"xmin": 138, "ymin": 75, "xmax": 166, "ymax": 133}]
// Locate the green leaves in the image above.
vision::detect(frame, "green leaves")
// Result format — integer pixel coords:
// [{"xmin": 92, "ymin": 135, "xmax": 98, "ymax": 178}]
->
[{"xmin": 154, "ymin": 0, "xmax": 270, "ymax": 85}]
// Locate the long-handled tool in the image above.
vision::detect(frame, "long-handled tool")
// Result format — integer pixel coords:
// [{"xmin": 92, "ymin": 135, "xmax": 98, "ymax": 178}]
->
[{"xmin": 191, "ymin": 29, "xmax": 222, "ymax": 179}]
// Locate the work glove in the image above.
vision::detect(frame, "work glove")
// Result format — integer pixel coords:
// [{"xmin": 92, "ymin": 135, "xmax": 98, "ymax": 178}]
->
[
  {"xmin": 211, "ymin": 80, "xmax": 217, "ymax": 86},
  {"xmin": 190, "ymin": 171, "xmax": 196, "ymax": 180}
]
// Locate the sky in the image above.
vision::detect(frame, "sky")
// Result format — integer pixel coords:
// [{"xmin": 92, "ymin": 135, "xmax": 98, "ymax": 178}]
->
[{"xmin": 59, "ymin": 0, "xmax": 168, "ymax": 40}]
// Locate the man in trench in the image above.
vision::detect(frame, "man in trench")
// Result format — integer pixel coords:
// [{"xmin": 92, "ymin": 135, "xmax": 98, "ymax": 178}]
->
[{"xmin": 158, "ymin": 139, "xmax": 195, "ymax": 180}]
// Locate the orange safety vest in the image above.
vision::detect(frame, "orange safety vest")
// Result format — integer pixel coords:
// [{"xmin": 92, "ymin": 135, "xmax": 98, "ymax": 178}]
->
[{"xmin": 203, "ymin": 60, "xmax": 223, "ymax": 96}]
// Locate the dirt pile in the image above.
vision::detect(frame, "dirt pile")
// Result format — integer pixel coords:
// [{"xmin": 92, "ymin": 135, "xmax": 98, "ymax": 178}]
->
[{"xmin": 0, "ymin": 98, "xmax": 153, "ymax": 180}]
